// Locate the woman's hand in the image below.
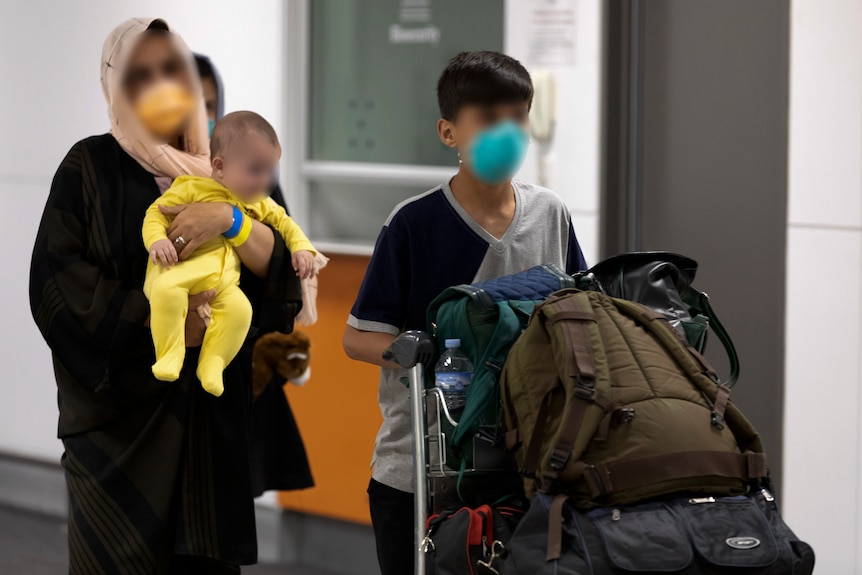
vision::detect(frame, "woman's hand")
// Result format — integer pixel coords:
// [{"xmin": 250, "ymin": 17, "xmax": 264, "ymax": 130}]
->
[
  {"xmin": 186, "ymin": 289, "xmax": 216, "ymax": 347},
  {"xmin": 160, "ymin": 203, "xmax": 232, "ymax": 260}
]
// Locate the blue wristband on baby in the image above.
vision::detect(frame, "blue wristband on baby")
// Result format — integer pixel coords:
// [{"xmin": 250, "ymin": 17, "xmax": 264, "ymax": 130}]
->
[{"xmin": 223, "ymin": 206, "xmax": 244, "ymax": 239}]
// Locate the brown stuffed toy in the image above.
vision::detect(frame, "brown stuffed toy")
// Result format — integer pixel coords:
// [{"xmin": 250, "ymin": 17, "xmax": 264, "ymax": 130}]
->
[{"xmin": 252, "ymin": 331, "xmax": 312, "ymax": 401}]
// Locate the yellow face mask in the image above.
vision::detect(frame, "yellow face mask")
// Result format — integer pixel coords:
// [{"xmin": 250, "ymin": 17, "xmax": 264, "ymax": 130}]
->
[{"xmin": 134, "ymin": 81, "xmax": 195, "ymax": 141}]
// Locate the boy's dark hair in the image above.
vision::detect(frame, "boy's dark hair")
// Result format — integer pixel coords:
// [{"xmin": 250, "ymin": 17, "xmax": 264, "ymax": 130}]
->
[
  {"xmin": 211, "ymin": 111, "xmax": 280, "ymax": 158},
  {"xmin": 436, "ymin": 51, "xmax": 533, "ymax": 121}
]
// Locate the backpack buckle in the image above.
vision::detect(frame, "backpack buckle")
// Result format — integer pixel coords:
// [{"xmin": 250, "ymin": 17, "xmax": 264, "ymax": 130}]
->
[
  {"xmin": 574, "ymin": 383, "xmax": 596, "ymax": 400},
  {"xmin": 612, "ymin": 408, "xmax": 637, "ymax": 426},
  {"xmin": 548, "ymin": 446, "xmax": 571, "ymax": 471},
  {"xmin": 485, "ymin": 359, "xmax": 503, "ymax": 374},
  {"xmin": 518, "ymin": 467, "xmax": 537, "ymax": 479}
]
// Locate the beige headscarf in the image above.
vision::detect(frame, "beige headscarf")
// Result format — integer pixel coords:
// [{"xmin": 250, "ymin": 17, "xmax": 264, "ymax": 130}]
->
[{"xmin": 100, "ymin": 17, "xmax": 211, "ymax": 178}]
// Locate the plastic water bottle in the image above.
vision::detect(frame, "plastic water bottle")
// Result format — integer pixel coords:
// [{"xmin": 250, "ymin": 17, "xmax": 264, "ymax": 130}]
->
[{"xmin": 435, "ymin": 339, "xmax": 473, "ymax": 417}]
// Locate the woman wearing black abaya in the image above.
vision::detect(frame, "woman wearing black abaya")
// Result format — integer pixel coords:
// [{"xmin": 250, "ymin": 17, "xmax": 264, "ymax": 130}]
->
[{"xmin": 29, "ymin": 18, "xmax": 301, "ymax": 574}]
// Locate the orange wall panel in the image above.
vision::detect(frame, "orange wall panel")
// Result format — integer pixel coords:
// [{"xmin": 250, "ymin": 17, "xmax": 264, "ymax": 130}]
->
[{"xmin": 277, "ymin": 254, "xmax": 381, "ymax": 524}]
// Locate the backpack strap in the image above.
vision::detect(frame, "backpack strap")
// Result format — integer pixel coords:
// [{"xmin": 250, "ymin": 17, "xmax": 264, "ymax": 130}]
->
[
  {"xmin": 632, "ymin": 305, "xmax": 734, "ymax": 430},
  {"xmin": 683, "ymin": 287, "xmax": 740, "ymax": 388},
  {"xmin": 546, "ymin": 494, "xmax": 570, "ymax": 561},
  {"xmin": 711, "ymin": 385, "xmax": 731, "ymax": 430},
  {"xmin": 449, "ymin": 284, "xmax": 495, "ymax": 311},
  {"xmin": 521, "ymin": 388, "xmax": 554, "ymax": 476},
  {"xmin": 637, "ymin": 305, "xmax": 722, "ymax": 382},
  {"xmin": 523, "ymin": 295, "xmax": 616, "ymax": 491},
  {"xmin": 580, "ymin": 450, "xmax": 768, "ymax": 499},
  {"xmin": 609, "ymin": 297, "xmax": 765, "ymax": 455},
  {"xmin": 541, "ymin": 448, "xmax": 765, "ymax": 562}
]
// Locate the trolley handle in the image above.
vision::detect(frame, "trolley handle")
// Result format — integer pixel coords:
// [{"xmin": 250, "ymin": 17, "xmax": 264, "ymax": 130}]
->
[{"xmin": 382, "ymin": 330, "xmax": 434, "ymax": 369}]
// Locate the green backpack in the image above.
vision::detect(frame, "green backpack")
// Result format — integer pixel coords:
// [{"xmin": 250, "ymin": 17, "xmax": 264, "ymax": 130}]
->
[
  {"xmin": 501, "ymin": 286, "xmax": 767, "ymax": 508},
  {"xmin": 426, "ymin": 265, "xmax": 577, "ymax": 470}
]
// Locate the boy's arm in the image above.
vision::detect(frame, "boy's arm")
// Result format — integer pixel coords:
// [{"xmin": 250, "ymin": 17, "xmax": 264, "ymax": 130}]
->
[
  {"xmin": 342, "ymin": 326, "xmax": 401, "ymax": 369},
  {"xmin": 343, "ymin": 221, "xmax": 410, "ymax": 370},
  {"xmin": 258, "ymin": 198, "xmax": 316, "ymax": 255}
]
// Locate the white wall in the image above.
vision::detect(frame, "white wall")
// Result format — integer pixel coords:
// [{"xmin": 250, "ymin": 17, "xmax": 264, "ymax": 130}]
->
[
  {"xmin": 505, "ymin": 0, "xmax": 603, "ymax": 266},
  {"xmin": 0, "ymin": 0, "xmax": 285, "ymax": 461},
  {"xmin": 783, "ymin": 0, "xmax": 862, "ymax": 571}
]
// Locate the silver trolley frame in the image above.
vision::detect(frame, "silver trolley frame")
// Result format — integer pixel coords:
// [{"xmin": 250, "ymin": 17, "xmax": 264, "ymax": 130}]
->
[
  {"xmin": 384, "ymin": 330, "xmax": 517, "ymax": 575},
  {"xmin": 383, "ymin": 330, "xmax": 434, "ymax": 575}
]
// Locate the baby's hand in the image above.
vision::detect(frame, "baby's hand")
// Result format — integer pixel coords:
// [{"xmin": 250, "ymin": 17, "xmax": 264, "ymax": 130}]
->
[
  {"xmin": 150, "ymin": 239, "xmax": 178, "ymax": 267},
  {"xmin": 292, "ymin": 250, "xmax": 316, "ymax": 280}
]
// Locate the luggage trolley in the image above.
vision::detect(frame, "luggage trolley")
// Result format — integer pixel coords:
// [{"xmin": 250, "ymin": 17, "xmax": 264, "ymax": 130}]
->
[{"xmin": 384, "ymin": 330, "xmax": 520, "ymax": 575}]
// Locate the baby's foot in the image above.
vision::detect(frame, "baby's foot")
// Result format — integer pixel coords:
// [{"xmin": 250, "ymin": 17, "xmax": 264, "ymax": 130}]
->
[
  {"xmin": 152, "ymin": 357, "xmax": 182, "ymax": 382},
  {"xmin": 197, "ymin": 358, "xmax": 226, "ymax": 397}
]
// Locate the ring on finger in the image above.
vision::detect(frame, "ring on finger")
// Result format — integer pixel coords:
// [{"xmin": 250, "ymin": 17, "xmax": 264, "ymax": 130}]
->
[{"xmin": 175, "ymin": 236, "xmax": 187, "ymax": 246}]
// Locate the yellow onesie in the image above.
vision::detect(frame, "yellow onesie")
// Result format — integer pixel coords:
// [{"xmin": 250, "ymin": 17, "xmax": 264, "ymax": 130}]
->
[{"xmin": 142, "ymin": 175, "xmax": 316, "ymax": 396}]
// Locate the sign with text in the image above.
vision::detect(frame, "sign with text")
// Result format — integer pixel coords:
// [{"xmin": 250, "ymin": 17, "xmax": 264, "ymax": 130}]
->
[{"xmin": 527, "ymin": 0, "xmax": 577, "ymax": 66}]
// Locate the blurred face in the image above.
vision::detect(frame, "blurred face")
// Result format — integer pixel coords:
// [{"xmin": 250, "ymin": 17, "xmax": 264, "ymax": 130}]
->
[
  {"xmin": 438, "ymin": 101, "xmax": 531, "ymax": 184},
  {"xmin": 201, "ymin": 76, "xmax": 218, "ymax": 122},
  {"xmin": 124, "ymin": 33, "xmax": 192, "ymax": 102},
  {"xmin": 124, "ymin": 33, "xmax": 195, "ymax": 141},
  {"xmin": 438, "ymin": 101, "xmax": 530, "ymax": 157},
  {"xmin": 213, "ymin": 132, "xmax": 280, "ymax": 202}
]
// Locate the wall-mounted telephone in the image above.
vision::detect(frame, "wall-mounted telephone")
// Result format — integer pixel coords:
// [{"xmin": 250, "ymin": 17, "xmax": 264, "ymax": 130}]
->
[{"xmin": 530, "ymin": 70, "xmax": 558, "ymax": 188}]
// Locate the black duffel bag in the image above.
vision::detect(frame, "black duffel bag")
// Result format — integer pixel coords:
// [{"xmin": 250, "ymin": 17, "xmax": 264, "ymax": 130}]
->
[
  {"xmin": 424, "ymin": 502, "xmax": 526, "ymax": 575},
  {"xmin": 502, "ymin": 488, "xmax": 814, "ymax": 574},
  {"xmin": 575, "ymin": 251, "xmax": 740, "ymax": 388}
]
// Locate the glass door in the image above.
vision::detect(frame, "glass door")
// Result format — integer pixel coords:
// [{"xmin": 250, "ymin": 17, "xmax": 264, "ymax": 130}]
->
[{"xmin": 287, "ymin": 0, "xmax": 504, "ymax": 250}]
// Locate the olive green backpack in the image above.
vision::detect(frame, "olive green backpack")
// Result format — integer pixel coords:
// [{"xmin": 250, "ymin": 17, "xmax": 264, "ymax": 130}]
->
[{"xmin": 501, "ymin": 279, "xmax": 767, "ymax": 508}]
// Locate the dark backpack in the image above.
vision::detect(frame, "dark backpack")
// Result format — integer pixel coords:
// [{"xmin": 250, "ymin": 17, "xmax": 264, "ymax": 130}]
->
[{"xmin": 502, "ymin": 489, "xmax": 815, "ymax": 574}]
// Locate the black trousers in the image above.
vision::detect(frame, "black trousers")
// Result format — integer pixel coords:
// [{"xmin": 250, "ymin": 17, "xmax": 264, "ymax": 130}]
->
[{"xmin": 368, "ymin": 478, "xmax": 415, "ymax": 575}]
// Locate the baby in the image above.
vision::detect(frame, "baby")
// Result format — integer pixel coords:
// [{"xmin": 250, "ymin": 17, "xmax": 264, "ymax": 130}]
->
[{"xmin": 143, "ymin": 111, "xmax": 317, "ymax": 396}]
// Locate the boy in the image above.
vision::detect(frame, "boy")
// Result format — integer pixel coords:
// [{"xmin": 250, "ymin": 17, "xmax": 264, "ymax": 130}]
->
[
  {"xmin": 343, "ymin": 51, "xmax": 588, "ymax": 574},
  {"xmin": 144, "ymin": 111, "xmax": 317, "ymax": 397}
]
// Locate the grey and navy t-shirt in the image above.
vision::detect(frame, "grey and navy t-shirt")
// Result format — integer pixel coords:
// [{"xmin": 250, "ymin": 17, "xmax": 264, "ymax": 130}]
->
[{"xmin": 348, "ymin": 179, "xmax": 587, "ymax": 493}]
